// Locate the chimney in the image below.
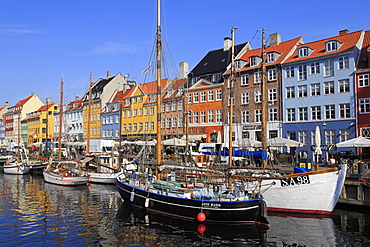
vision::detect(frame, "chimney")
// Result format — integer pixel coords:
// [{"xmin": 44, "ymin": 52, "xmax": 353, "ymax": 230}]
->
[
  {"xmin": 107, "ymin": 71, "xmax": 111, "ymax": 79},
  {"xmin": 45, "ymin": 98, "xmax": 52, "ymax": 105},
  {"xmin": 4, "ymin": 102, "xmax": 8, "ymax": 108},
  {"xmin": 270, "ymin": 33, "xmax": 281, "ymax": 46},
  {"xmin": 339, "ymin": 29, "xmax": 349, "ymax": 36},
  {"xmin": 224, "ymin": 37, "xmax": 232, "ymax": 51},
  {"xmin": 75, "ymin": 96, "xmax": 80, "ymax": 101},
  {"xmin": 179, "ymin": 62, "xmax": 189, "ymax": 79}
]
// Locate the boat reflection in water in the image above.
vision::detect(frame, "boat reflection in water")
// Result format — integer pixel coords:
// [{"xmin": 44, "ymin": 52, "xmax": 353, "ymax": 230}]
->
[
  {"xmin": 116, "ymin": 202, "xmax": 268, "ymax": 246},
  {"xmin": 267, "ymin": 212, "xmax": 344, "ymax": 246}
]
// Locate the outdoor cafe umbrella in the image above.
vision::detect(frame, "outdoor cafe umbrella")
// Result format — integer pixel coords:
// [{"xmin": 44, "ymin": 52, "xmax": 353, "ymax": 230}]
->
[
  {"xmin": 336, "ymin": 136, "xmax": 370, "ymax": 147},
  {"xmin": 314, "ymin": 125, "xmax": 322, "ymax": 163}
]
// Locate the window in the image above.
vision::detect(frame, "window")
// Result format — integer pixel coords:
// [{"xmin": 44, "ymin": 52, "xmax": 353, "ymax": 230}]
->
[
  {"xmin": 324, "ymin": 81, "xmax": 334, "ymax": 95},
  {"xmin": 310, "ymin": 62, "xmax": 320, "ymax": 74},
  {"xmin": 139, "ymin": 122, "xmax": 143, "ymax": 131},
  {"xmin": 287, "ymin": 108, "xmax": 295, "ymax": 122},
  {"xmin": 297, "ymin": 85, "xmax": 307, "ymax": 98},
  {"xmin": 298, "ymin": 64, "xmax": 307, "ymax": 81},
  {"xmin": 250, "ymin": 56, "xmax": 259, "ymax": 67},
  {"xmin": 269, "ymin": 108, "xmax": 278, "ymax": 121},
  {"xmin": 241, "ymin": 74, "xmax": 249, "ymax": 86},
  {"xmin": 216, "ymin": 89, "xmax": 222, "ymax": 100},
  {"xmin": 340, "ymin": 129, "xmax": 350, "ymax": 142},
  {"xmin": 172, "ymin": 102, "xmax": 177, "ymax": 111},
  {"xmin": 268, "ymin": 88, "xmax": 277, "ymax": 104},
  {"xmin": 128, "ymin": 110, "xmax": 132, "ymax": 117},
  {"xmin": 228, "ymin": 111, "xmax": 236, "ymax": 124},
  {"xmin": 216, "ymin": 109, "xmax": 222, "ymax": 122},
  {"xmin": 286, "ymin": 86, "xmax": 295, "ymax": 99},
  {"xmin": 172, "ymin": 117, "xmax": 177, "ymax": 127},
  {"xmin": 144, "ymin": 122, "xmax": 148, "ymax": 131},
  {"xmin": 298, "ymin": 107, "xmax": 308, "ymax": 121},
  {"xmin": 134, "ymin": 109, "xmax": 138, "ymax": 116},
  {"xmin": 178, "ymin": 117, "xmax": 183, "ymax": 127},
  {"xmin": 326, "ymin": 41, "xmax": 338, "ymax": 52},
  {"xmin": 200, "ymin": 91, "xmax": 206, "ymax": 102},
  {"xmin": 193, "ymin": 111, "xmax": 199, "ymax": 123},
  {"xmin": 298, "ymin": 131, "xmax": 308, "ymax": 144},
  {"xmin": 267, "ymin": 52, "xmax": 277, "ymax": 63},
  {"xmin": 255, "ymin": 109, "xmax": 262, "ymax": 122},
  {"xmin": 178, "ymin": 100, "xmax": 183, "ymax": 111},
  {"xmin": 187, "ymin": 93, "xmax": 192, "ymax": 103},
  {"xmin": 288, "ymin": 131, "xmax": 296, "ymax": 141},
  {"xmin": 150, "ymin": 122, "xmax": 154, "ymax": 131},
  {"xmin": 358, "ymin": 74, "xmax": 369, "ymax": 87},
  {"xmin": 286, "ymin": 66, "xmax": 294, "ymax": 78},
  {"xmin": 165, "ymin": 118, "xmax": 171, "ymax": 128},
  {"xmin": 338, "ymin": 56, "xmax": 349, "ymax": 70},
  {"xmin": 338, "ymin": 79, "xmax": 350, "ymax": 93},
  {"xmin": 212, "ymin": 73, "xmax": 220, "ymax": 82},
  {"xmin": 339, "ymin": 103, "xmax": 350, "ymax": 118},
  {"xmin": 133, "ymin": 123, "xmax": 137, "ymax": 131},
  {"xmin": 241, "ymin": 110, "xmax": 250, "ymax": 123},
  {"xmin": 325, "ymin": 105, "xmax": 335, "ymax": 119},
  {"xmin": 208, "ymin": 90, "xmax": 214, "ymax": 101},
  {"xmin": 208, "ymin": 110, "xmax": 214, "ymax": 122},
  {"xmin": 310, "ymin": 83, "xmax": 320, "ymax": 96},
  {"xmin": 298, "ymin": 47, "xmax": 309, "ymax": 58},
  {"xmin": 324, "ymin": 59, "xmax": 334, "ymax": 77},
  {"xmin": 193, "ymin": 92, "xmax": 199, "ymax": 103},
  {"xmin": 254, "ymin": 90, "xmax": 262, "ymax": 103},
  {"xmin": 325, "ymin": 129, "xmax": 335, "ymax": 145},
  {"xmin": 241, "ymin": 92, "xmax": 249, "ymax": 105},
  {"xmin": 150, "ymin": 107, "xmax": 154, "ymax": 115},
  {"xmin": 254, "ymin": 71, "xmax": 262, "ymax": 84},
  {"xmin": 200, "ymin": 111, "xmax": 206, "ymax": 123},
  {"xmin": 268, "ymin": 68, "xmax": 277, "ymax": 81},
  {"xmin": 311, "ymin": 106, "xmax": 321, "ymax": 120},
  {"xmin": 360, "ymin": 98, "xmax": 370, "ymax": 113}
]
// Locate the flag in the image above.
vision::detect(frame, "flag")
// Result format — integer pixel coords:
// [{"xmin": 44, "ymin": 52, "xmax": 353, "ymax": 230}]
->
[{"xmin": 141, "ymin": 64, "xmax": 151, "ymax": 73}]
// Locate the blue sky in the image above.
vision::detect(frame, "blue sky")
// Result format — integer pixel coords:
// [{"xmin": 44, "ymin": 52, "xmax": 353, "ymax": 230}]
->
[{"xmin": 1, "ymin": 0, "xmax": 369, "ymax": 107}]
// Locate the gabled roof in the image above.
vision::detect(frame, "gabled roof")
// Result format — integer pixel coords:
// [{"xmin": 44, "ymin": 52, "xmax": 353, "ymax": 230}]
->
[
  {"xmin": 240, "ymin": 37, "xmax": 302, "ymax": 65},
  {"xmin": 92, "ymin": 76, "xmax": 115, "ymax": 93},
  {"xmin": 190, "ymin": 42, "xmax": 249, "ymax": 75},
  {"xmin": 14, "ymin": 95, "xmax": 33, "ymax": 108},
  {"xmin": 357, "ymin": 30, "xmax": 370, "ymax": 70},
  {"xmin": 65, "ymin": 98, "xmax": 83, "ymax": 112},
  {"xmin": 284, "ymin": 30, "xmax": 363, "ymax": 63}
]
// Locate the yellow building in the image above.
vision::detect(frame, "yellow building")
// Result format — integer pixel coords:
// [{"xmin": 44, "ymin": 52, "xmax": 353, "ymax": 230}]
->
[
  {"xmin": 121, "ymin": 80, "xmax": 165, "ymax": 141},
  {"xmin": 27, "ymin": 103, "xmax": 59, "ymax": 146}
]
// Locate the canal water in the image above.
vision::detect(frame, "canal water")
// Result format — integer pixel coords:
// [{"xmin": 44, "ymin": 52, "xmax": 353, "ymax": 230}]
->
[{"xmin": 0, "ymin": 172, "xmax": 369, "ymax": 247}]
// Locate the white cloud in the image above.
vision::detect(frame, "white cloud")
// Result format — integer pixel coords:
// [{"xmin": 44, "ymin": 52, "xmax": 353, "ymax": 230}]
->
[{"xmin": 0, "ymin": 25, "xmax": 40, "ymax": 35}]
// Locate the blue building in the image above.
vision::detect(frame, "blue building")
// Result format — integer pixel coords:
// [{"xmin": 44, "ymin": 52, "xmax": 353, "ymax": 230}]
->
[{"xmin": 282, "ymin": 30, "xmax": 365, "ymax": 161}]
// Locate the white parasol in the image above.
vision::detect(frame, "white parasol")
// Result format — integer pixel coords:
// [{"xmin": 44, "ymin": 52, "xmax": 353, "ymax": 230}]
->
[{"xmin": 314, "ymin": 125, "xmax": 322, "ymax": 163}]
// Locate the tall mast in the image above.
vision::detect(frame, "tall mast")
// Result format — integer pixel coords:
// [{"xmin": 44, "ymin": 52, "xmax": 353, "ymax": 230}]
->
[
  {"xmin": 156, "ymin": 0, "xmax": 162, "ymax": 180},
  {"xmin": 228, "ymin": 27, "xmax": 238, "ymax": 187},
  {"xmin": 261, "ymin": 29, "xmax": 268, "ymax": 167},
  {"xmin": 58, "ymin": 76, "xmax": 64, "ymax": 161},
  {"xmin": 87, "ymin": 72, "xmax": 92, "ymax": 153}
]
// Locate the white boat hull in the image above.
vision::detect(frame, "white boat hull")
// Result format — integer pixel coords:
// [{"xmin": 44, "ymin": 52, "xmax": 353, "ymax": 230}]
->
[
  {"xmin": 249, "ymin": 164, "xmax": 347, "ymax": 214},
  {"xmin": 87, "ymin": 172, "xmax": 118, "ymax": 184},
  {"xmin": 43, "ymin": 170, "xmax": 89, "ymax": 186},
  {"xmin": 3, "ymin": 162, "xmax": 30, "ymax": 175}
]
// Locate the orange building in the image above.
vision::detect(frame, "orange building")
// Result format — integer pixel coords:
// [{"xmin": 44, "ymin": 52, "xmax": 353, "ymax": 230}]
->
[{"xmin": 185, "ymin": 79, "xmax": 223, "ymax": 143}]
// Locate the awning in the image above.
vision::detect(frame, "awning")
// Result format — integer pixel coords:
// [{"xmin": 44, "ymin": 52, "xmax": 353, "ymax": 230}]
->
[{"xmin": 181, "ymin": 134, "xmax": 205, "ymax": 141}]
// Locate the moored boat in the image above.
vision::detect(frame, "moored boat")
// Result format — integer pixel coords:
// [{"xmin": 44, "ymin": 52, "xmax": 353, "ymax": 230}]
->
[
  {"xmin": 116, "ymin": 169, "xmax": 268, "ymax": 224},
  {"xmin": 3, "ymin": 157, "xmax": 30, "ymax": 175},
  {"xmin": 43, "ymin": 161, "xmax": 89, "ymax": 186}
]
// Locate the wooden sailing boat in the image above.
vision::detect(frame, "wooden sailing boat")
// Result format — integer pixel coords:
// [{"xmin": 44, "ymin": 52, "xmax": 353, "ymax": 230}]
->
[
  {"xmin": 4, "ymin": 109, "xmax": 30, "ymax": 175},
  {"xmin": 116, "ymin": 1, "xmax": 268, "ymax": 225},
  {"xmin": 43, "ymin": 77, "xmax": 89, "ymax": 186}
]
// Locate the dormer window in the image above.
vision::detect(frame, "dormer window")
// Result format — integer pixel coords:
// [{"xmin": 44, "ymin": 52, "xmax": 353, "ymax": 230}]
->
[
  {"xmin": 250, "ymin": 56, "xmax": 261, "ymax": 67},
  {"xmin": 235, "ymin": 60, "xmax": 243, "ymax": 70},
  {"xmin": 326, "ymin": 40, "xmax": 340, "ymax": 52},
  {"xmin": 298, "ymin": 47, "xmax": 308, "ymax": 58},
  {"xmin": 267, "ymin": 52, "xmax": 280, "ymax": 63}
]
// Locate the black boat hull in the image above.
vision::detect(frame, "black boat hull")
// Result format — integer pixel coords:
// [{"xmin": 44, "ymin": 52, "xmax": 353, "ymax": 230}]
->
[{"xmin": 116, "ymin": 177, "xmax": 268, "ymax": 224}]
